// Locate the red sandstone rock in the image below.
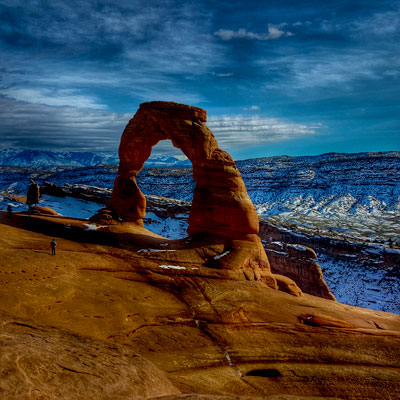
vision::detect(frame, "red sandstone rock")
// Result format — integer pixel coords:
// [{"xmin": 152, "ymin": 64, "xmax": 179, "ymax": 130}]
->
[
  {"xmin": 298, "ymin": 313, "xmax": 355, "ymax": 328},
  {"xmin": 266, "ymin": 242, "xmax": 335, "ymax": 300},
  {"xmin": 110, "ymin": 101, "xmax": 259, "ymax": 240},
  {"xmin": 105, "ymin": 101, "xmax": 285, "ymax": 290},
  {"xmin": 26, "ymin": 179, "xmax": 40, "ymax": 205},
  {"xmin": 30, "ymin": 206, "xmax": 59, "ymax": 216},
  {"xmin": 273, "ymin": 274, "xmax": 303, "ymax": 297}
]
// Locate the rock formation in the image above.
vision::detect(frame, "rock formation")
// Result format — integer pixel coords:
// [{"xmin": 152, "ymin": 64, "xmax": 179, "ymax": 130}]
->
[
  {"xmin": 266, "ymin": 242, "xmax": 335, "ymax": 300},
  {"xmin": 26, "ymin": 178, "xmax": 40, "ymax": 205},
  {"xmin": 110, "ymin": 101, "xmax": 259, "ymax": 240},
  {"xmin": 0, "ymin": 214, "xmax": 399, "ymax": 400},
  {"xmin": 105, "ymin": 101, "xmax": 282, "ymax": 289}
]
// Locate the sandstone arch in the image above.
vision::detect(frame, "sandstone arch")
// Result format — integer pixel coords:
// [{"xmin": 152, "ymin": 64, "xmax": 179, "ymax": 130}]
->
[{"xmin": 110, "ymin": 101, "xmax": 260, "ymax": 240}]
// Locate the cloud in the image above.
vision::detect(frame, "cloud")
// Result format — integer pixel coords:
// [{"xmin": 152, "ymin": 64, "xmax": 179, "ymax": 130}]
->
[
  {"xmin": 243, "ymin": 105, "xmax": 260, "ymax": 111},
  {"xmin": 351, "ymin": 8, "xmax": 400, "ymax": 37},
  {"xmin": 213, "ymin": 72, "xmax": 233, "ymax": 77},
  {"xmin": 0, "ymin": 0, "xmax": 222, "ymax": 75},
  {"xmin": 214, "ymin": 24, "xmax": 293, "ymax": 41},
  {"xmin": 1, "ymin": 88, "xmax": 107, "ymax": 109},
  {"xmin": 0, "ymin": 0, "xmax": 223, "ymax": 104},
  {"xmin": 289, "ymin": 52, "xmax": 392, "ymax": 88},
  {"xmin": 0, "ymin": 96, "xmax": 128, "ymax": 151},
  {"xmin": 258, "ymin": 46, "xmax": 400, "ymax": 91},
  {"xmin": 0, "ymin": 95, "xmax": 321, "ymax": 154},
  {"xmin": 207, "ymin": 115, "xmax": 321, "ymax": 148}
]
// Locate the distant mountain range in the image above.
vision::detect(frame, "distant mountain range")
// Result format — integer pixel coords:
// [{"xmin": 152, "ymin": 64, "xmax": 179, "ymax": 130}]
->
[{"xmin": 0, "ymin": 148, "xmax": 192, "ymax": 168}]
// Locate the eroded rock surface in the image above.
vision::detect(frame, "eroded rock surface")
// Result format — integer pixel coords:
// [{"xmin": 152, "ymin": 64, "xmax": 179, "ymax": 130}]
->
[
  {"xmin": 0, "ymin": 216, "xmax": 399, "ymax": 400},
  {"xmin": 0, "ymin": 314, "xmax": 180, "ymax": 400}
]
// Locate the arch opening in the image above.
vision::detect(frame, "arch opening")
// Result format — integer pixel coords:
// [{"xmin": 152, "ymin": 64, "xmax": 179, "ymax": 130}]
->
[{"xmin": 139, "ymin": 139, "xmax": 194, "ymax": 239}]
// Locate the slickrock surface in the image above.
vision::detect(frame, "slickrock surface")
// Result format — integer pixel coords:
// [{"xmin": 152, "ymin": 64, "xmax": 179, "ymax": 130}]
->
[
  {"xmin": 0, "ymin": 315, "xmax": 180, "ymax": 399},
  {"xmin": 1, "ymin": 214, "xmax": 399, "ymax": 400}
]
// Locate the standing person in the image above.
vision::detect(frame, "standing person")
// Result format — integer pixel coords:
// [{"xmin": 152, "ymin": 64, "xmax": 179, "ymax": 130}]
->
[
  {"xmin": 50, "ymin": 239, "xmax": 57, "ymax": 256},
  {"xmin": 7, "ymin": 204, "xmax": 12, "ymax": 217}
]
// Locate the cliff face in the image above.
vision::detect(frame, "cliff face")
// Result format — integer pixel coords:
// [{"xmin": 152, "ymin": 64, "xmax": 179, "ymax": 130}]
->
[
  {"xmin": 0, "ymin": 215, "xmax": 399, "ymax": 400},
  {"xmin": 266, "ymin": 242, "xmax": 335, "ymax": 300}
]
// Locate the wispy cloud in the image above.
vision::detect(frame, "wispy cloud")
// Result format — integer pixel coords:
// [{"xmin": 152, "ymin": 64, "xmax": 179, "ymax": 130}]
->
[
  {"xmin": 0, "ymin": 0, "xmax": 222, "ymax": 101},
  {"xmin": 258, "ymin": 46, "xmax": 400, "ymax": 91},
  {"xmin": 207, "ymin": 115, "xmax": 321, "ymax": 148},
  {"xmin": 289, "ymin": 51, "xmax": 397, "ymax": 88},
  {"xmin": 214, "ymin": 24, "xmax": 293, "ymax": 41},
  {"xmin": 0, "ymin": 96, "xmax": 128, "ymax": 151},
  {"xmin": 1, "ymin": 88, "xmax": 107, "ymax": 109},
  {"xmin": 243, "ymin": 105, "xmax": 260, "ymax": 111},
  {"xmin": 351, "ymin": 7, "xmax": 400, "ymax": 37},
  {"xmin": 0, "ymin": 95, "xmax": 322, "ymax": 153}
]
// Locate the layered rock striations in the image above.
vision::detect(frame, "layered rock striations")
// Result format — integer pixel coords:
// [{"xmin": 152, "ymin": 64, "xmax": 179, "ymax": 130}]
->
[{"xmin": 266, "ymin": 242, "xmax": 336, "ymax": 300}]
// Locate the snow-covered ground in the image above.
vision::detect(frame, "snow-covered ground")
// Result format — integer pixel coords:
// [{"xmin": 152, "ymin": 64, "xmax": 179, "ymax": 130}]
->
[
  {"xmin": 144, "ymin": 211, "xmax": 188, "ymax": 239},
  {"xmin": 317, "ymin": 252, "xmax": 399, "ymax": 313},
  {"xmin": 0, "ymin": 194, "xmax": 102, "ymax": 219}
]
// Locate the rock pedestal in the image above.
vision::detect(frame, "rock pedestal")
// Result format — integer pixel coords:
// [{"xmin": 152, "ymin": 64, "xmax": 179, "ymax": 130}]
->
[{"xmin": 26, "ymin": 179, "xmax": 40, "ymax": 205}]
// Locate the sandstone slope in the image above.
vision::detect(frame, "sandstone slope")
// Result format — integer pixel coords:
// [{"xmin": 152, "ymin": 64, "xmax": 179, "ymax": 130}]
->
[{"xmin": 0, "ymin": 214, "xmax": 399, "ymax": 400}]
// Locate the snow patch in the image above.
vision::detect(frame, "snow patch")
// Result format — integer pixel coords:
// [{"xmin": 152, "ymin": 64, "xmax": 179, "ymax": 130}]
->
[
  {"xmin": 214, "ymin": 250, "xmax": 231, "ymax": 260},
  {"xmin": 84, "ymin": 223, "xmax": 106, "ymax": 231},
  {"xmin": 159, "ymin": 265, "xmax": 186, "ymax": 270},
  {"xmin": 138, "ymin": 249, "xmax": 176, "ymax": 252},
  {"xmin": 288, "ymin": 244, "xmax": 307, "ymax": 251}
]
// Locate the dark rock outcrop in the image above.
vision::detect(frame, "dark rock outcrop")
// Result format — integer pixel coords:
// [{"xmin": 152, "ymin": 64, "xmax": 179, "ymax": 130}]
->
[{"xmin": 26, "ymin": 178, "xmax": 40, "ymax": 205}]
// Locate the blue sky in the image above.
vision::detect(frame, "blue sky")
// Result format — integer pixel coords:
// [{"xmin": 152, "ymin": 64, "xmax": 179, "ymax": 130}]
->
[{"xmin": 0, "ymin": 0, "xmax": 399, "ymax": 159}]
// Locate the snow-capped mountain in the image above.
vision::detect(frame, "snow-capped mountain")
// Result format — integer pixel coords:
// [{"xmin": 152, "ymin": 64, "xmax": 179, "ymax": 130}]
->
[
  {"xmin": 0, "ymin": 148, "xmax": 191, "ymax": 168},
  {"xmin": 0, "ymin": 149, "xmax": 105, "ymax": 167}
]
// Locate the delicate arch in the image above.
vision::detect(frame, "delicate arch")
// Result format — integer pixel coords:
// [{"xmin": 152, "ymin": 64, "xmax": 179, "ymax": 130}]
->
[{"xmin": 110, "ymin": 101, "xmax": 259, "ymax": 240}]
